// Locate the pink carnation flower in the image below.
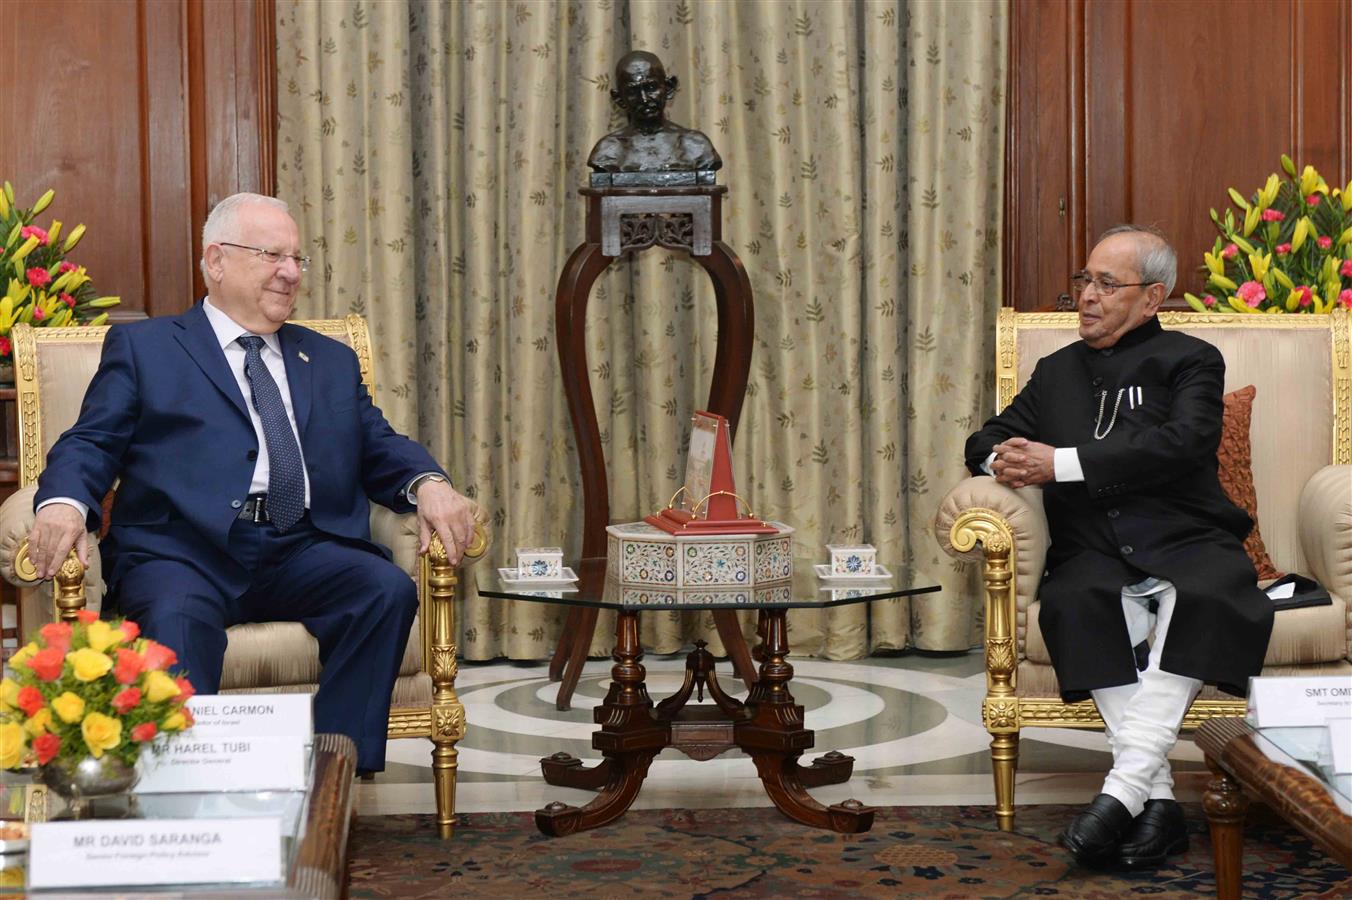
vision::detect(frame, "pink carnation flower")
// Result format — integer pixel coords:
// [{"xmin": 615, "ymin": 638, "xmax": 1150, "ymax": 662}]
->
[
  {"xmin": 26, "ymin": 267, "xmax": 51, "ymax": 288},
  {"xmin": 0, "ymin": 337, "xmax": 11, "ymax": 357},
  {"xmin": 1220, "ymin": 243, "xmax": 1238, "ymax": 259},
  {"xmin": 20, "ymin": 225, "xmax": 48, "ymax": 245},
  {"xmin": 59, "ymin": 292, "xmax": 75, "ymax": 308},
  {"xmin": 1317, "ymin": 235, "xmax": 1333, "ymax": 250},
  {"xmin": 31, "ymin": 306, "xmax": 45, "ymax": 321},
  {"xmin": 1202, "ymin": 294, "xmax": 1217, "ymax": 307},
  {"xmin": 1261, "ymin": 209, "xmax": 1285, "ymax": 222},
  {"xmin": 1307, "ymin": 193, "xmax": 1322, "ymax": 206},
  {"xmin": 1237, "ymin": 280, "xmax": 1266, "ymax": 307},
  {"xmin": 1295, "ymin": 286, "xmax": 1314, "ymax": 308},
  {"xmin": 1341, "ymin": 289, "xmax": 1352, "ymax": 310},
  {"xmin": 58, "ymin": 261, "xmax": 77, "ymax": 274},
  {"xmin": 1275, "ymin": 243, "xmax": 1292, "ymax": 255},
  {"xmin": 1341, "ymin": 259, "xmax": 1352, "ymax": 277}
]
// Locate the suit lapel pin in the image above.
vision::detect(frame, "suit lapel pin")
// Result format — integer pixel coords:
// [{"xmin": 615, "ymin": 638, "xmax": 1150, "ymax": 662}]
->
[{"xmin": 298, "ymin": 351, "xmax": 310, "ymax": 363}]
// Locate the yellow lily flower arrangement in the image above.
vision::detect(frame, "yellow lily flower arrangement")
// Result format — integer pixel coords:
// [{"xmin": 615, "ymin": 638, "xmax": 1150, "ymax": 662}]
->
[
  {"xmin": 1189, "ymin": 155, "xmax": 1352, "ymax": 314},
  {"xmin": 0, "ymin": 182, "xmax": 120, "ymax": 362}
]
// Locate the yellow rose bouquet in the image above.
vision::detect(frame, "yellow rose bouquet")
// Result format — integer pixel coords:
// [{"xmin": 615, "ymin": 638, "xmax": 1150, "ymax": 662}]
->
[
  {"xmin": 0, "ymin": 182, "xmax": 120, "ymax": 363},
  {"xmin": 0, "ymin": 610, "xmax": 194, "ymax": 775}
]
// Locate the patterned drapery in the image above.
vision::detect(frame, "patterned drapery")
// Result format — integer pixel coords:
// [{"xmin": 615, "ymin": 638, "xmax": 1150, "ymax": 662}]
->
[{"xmin": 275, "ymin": 0, "xmax": 1006, "ymax": 660}]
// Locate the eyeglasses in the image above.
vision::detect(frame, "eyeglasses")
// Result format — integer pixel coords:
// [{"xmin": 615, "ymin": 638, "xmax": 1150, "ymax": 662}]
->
[
  {"xmin": 1070, "ymin": 273, "xmax": 1157, "ymax": 297},
  {"xmin": 219, "ymin": 242, "xmax": 310, "ymax": 273}
]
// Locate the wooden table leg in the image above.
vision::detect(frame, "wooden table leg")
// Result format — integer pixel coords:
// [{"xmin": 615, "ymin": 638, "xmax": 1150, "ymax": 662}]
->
[
  {"xmin": 1203, "ymin": 756, "xmax": 1249, "ymax": 900},
  {"xmin": 712, "ymin": 609, "xmax": 757, "ymax": 689},
  {"xmin": 536, "ymin": 611, "xmax": 667, "ymax": 836},
  {"xmin": 736, "ymin": 608, "xmax": 875, "ymax": 833},
  {"xmin": 553, "ymin": 605, "xmax": 599, "ymax": 711}
]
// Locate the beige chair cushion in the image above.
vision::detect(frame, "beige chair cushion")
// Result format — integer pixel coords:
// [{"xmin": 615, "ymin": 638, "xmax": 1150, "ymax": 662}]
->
[
  {"xmin": 219, "ymin": 616, "xmax": 424, "ymax": 691},
  {"xmin": 1025, "ymin": 596, "xmax": 1350, "ymax": 669}
]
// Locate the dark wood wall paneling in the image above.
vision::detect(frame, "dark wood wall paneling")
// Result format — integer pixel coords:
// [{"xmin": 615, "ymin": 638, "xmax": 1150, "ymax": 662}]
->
[
  {"xmin": 0, "ymin": 0, "xmax": 276, "ymax": 320},
  {"xmin": 1007, "ymin": 0, "xmax": 1352, "ymax": 311}
]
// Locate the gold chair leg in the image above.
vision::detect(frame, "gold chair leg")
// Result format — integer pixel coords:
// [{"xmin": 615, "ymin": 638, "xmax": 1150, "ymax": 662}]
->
[
  {"xmin": 423, "ymin": 529, "xmax": 483, "ymax": 840},
  {"xmin": 990, "ymin": 730, "xmax": 1018, "ymax": 832},
  {"xmin": 432, "ymin": 737, "xmax": 459, "ymax": 839}
]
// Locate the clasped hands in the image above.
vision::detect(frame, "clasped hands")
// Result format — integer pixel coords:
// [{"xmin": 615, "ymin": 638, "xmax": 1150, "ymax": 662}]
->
[
  {"xmin": 25, "ymin": 479, "xmax": 480, "ymax": 582},
  {"xmin": 989, "ymin": 437, "xmax": 1056, "ymax": 489}
]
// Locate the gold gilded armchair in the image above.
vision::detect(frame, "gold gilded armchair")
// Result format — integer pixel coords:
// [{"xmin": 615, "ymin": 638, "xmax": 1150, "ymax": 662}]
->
[
  {"xmin": 0, "ymin": 317, "xmax": 490, "ymax": 838},
  {"xmin": 935, "ymin": 308, "xmax": 1352, "ymax": 830}
]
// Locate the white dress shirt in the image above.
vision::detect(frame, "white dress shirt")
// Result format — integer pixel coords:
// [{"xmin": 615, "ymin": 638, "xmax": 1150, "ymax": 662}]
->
[{"xmin": 201, "ymin": 298, "xmax": 312, "ymax": 504}]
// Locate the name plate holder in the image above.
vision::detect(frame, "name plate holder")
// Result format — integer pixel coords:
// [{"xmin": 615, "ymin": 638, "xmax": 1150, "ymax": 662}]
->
[
  {"xmin": 29, "ymin": 817, "xmax": 283, "ymax": 889},
  {"xmin": 138, "ymin": 736, "xmax": 308, "ymax": 793},
  {"xmin": 1247, "ymin": 675, "xmax": 1352, "ymax": 728},
  {"xmin": 186, "ymin": 693, "xmax": 313, "ymax": 738}
]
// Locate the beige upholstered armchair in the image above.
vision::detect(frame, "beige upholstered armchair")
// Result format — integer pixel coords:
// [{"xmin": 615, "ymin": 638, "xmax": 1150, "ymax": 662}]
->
[
  {"xmin": 936, "ymin": 308, "xmax": 1352, "ymax": 830},
  {"xmin": 0, "ymin": 317, "xmax": 490, "ymax": 839}
]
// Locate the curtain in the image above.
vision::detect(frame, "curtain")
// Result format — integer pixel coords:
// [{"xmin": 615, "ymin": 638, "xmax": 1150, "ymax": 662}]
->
[{"xmin": 275, "ymin": 0, "xmax": 1005, "ymax": 660}]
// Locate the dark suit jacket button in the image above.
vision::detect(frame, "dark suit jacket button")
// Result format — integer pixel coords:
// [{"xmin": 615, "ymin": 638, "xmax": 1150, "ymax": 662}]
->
[
  {"xmin": 231, "ymin": 499, "xmax": 243, "ymax": 509},
  {"xmin": 1107, "ymin": 509, "xmax": 1120, "ymax": 519},
  {"xmin": 247, "ymin": 450, "xmax": 258, "ymax": 461},
  {"xmin": 1092, "ymin": 376, "xmax": 1104, "ymax": 387},
  {"xmin": 1120, "ymin": 544, "xmax": 1133, "ymax": 555}
]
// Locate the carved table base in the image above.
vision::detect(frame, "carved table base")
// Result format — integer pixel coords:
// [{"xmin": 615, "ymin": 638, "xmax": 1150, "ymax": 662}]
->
[{"xmin": 536, "ymin": 610, "xmax": 875, "ymax": 836}]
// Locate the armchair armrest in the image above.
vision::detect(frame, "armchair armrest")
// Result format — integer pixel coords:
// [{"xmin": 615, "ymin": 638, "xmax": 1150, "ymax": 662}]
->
[
  {"xmin": 1297, "ymin": 464, "xmax": 1352, "ymax": 660},
  {"xmin": 0, "ymin": 485, "xmax": 38, "ymax": 589},
  {"xmin": 370, "ymin": 502, "xmax": 492, "ymax": 577},
  {"xmin": 0, "ymin": 486, "xmax": 102, "ymax": 626},
  {"xmin": 935, "ymin": 475, "xmax": 1050, "ymax": 608}
]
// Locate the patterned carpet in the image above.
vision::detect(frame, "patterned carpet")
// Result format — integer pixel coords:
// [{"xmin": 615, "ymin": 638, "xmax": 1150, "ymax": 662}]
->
[{"xmin": 346, "ymin": 803, "xmax": 1351, "ymax": 899}]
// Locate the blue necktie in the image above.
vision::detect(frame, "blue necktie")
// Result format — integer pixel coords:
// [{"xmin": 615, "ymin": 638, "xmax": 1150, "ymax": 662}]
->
[{"xmin": 237, "ymin": 335, "xmax": 305, "ymax": 531}]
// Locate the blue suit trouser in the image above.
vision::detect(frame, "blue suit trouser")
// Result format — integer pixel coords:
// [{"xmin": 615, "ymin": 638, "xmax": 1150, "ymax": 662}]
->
[{"xmin": 114, "ymin": 513, "xmax": 417, "ymax": 772}]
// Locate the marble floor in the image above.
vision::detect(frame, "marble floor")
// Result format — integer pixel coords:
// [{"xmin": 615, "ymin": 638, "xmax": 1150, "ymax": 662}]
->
[{"xmin": 356, "ymin": 650, "xmax": 1211, "ymax": 817}]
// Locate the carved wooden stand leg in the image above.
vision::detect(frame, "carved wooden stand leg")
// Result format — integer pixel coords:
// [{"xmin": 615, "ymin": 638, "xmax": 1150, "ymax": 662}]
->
[
  {"xmin": 536, "ymin": 611, "xmax": 665, "ymax": 836},
  {"xmin": 427, "ymin": 539, "xmax": 467, "ymax": 839},
  {"xmin": 1203, "ymin": 758, "xmax": 1249, "ymax": 900},
  {"xmin": 736, "ymin": 609, "xmax": 874, "ymax": 832}
]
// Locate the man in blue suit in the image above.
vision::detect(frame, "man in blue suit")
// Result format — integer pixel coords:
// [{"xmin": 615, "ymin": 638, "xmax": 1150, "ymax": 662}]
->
[{"xmin": 25, "ymin": 193, "xmax": 477, "ymax": 773}]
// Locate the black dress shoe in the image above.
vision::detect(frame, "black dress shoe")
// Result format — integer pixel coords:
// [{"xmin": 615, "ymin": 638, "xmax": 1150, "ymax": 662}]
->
[
  {"xmin": 1117, "ymin": 799, "xmax": 1188, "ymax": 869},
  {"xmin": 1058, "ymin": 793, "xmax": 1134, "ymax": 865}
]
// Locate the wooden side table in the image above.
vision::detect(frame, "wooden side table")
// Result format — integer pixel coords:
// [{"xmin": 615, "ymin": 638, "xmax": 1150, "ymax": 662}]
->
[
  {"xmin": 549, "ymin": 184, "xmax": 758, "ymax": 710},
  {"xmin": 1195, "ymin": 717, "xmax": 1351, "ymax": 900}
]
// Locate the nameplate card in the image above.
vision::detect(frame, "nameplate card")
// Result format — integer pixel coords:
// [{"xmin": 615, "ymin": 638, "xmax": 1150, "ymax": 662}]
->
[
  {"xmin": 1330, "ymin": 719, "xmax": 1352, "ymax": 775},
  {"xmin": 137, "ymin": 735, "xmax": 307, "ymax": 793},
  {"xmin": 28, "ymin": 817, "xmax": 282, "ymax": 889},
  {"xmin": 186, "ymin": 693, "xmax": 313, "ymax": 738},
  {"xmin": 1248, "ymin": 676, "xmax": 1352, "ymax": 728}
]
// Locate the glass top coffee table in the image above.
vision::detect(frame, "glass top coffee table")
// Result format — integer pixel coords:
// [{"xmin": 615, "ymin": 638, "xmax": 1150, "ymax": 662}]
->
[
  {"xmin": 0, "ymin": 733, "xmax": 354, "ymax": 897},
  {"xmin": 1195, "ymin": 718, "xmax": 1351, "ymax": 900},
  {"xmin": 481, "ymin": 557, "xmax": 940, "ymax": 837}
]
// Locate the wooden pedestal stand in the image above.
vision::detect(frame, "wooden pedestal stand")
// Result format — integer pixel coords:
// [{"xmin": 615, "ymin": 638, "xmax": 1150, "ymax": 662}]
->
[{"xmin": 551, "ymin": 184, "xmax": 757, "ymax": 710}]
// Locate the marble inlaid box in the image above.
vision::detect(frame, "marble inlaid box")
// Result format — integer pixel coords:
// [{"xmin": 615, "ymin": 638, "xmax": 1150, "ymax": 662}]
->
[
  {"xmin": 606, "ymin": 521, "xmax": 794, "ymax": 588},
  {"xmin": 602, "ymin": 579, "xmax": 795, "ymax": 608}
]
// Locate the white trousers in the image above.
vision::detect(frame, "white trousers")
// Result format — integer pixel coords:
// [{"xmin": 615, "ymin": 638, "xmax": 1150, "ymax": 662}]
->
[{"xmin": 1090, "ymin": 584, "xmax": 1203, "ymax": 817}]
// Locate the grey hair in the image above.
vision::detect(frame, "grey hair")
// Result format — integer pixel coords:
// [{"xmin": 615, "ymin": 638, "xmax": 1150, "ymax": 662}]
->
[
  {"xmin": 1098, "ymin": 224, "xmax": 1177, "ymax": 296},
  {"xmin": 199, "ymin": 193, "xmax": 291, "ymax": 282}
]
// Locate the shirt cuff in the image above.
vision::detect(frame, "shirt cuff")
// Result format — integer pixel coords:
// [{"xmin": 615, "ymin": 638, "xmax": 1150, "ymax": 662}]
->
[
  {"xmin": 404, "ymin": 472, "xmax": 446, "ymax": 505},
  {"xmin": 979, "ymin": 452, "xmax": 996, "ymax": 476},
  {"xmin": 1053, "ymin": 447, "xmax": 1085, "ymax": 482},
  {"xmin": 37, "ymin": 497, "xmax": 91, "ymax": 522}
]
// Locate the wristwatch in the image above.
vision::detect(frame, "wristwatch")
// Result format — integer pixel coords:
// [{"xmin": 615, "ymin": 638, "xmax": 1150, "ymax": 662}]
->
[{"xmin": 408, "ymin": 472, "xmax": 449, "ymax": 501}]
